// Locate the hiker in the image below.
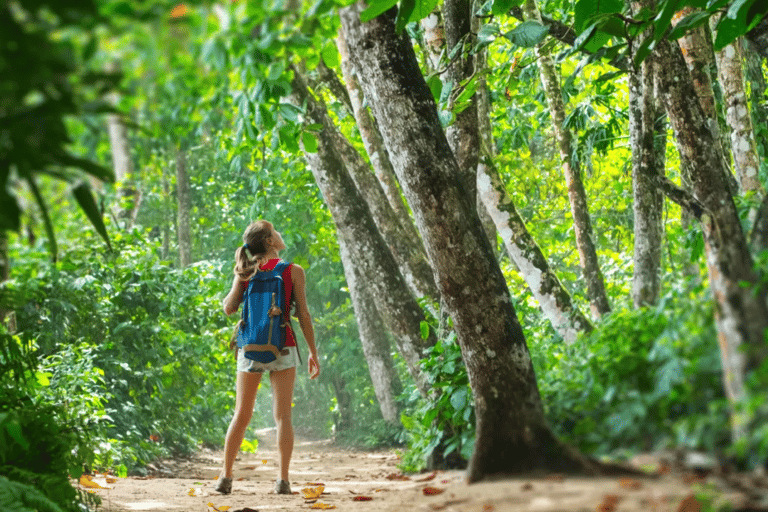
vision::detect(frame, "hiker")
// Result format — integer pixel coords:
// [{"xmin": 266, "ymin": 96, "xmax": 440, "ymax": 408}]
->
[{"xmin": 216, "ymin": 220, "xmax": 320, "ymax": 495}]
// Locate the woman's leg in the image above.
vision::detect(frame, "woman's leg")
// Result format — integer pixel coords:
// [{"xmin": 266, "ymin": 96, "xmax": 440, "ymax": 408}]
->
[
  {"xmin": 222, "ymin": 371, "xmax": 262, "ymax": 478},
  {"xmin": 270, "ymin": 366, "xmax": 296, "ymax": 482}
]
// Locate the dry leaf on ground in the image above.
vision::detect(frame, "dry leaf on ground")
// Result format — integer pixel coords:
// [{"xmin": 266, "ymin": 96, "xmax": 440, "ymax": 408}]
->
[
  {"xmin": 423, "ymin": 487, "xmax": 445, "ymax": 496},
  {"xmin": 309, "ymin": 503, "xmax": 336, "ymax": 510},
  {"xmin": 302, "ymin": 485, "xmax": 325, "ymax": 499},
  {"xmin": 385, "ymin": 473, "xmax": 410, "ymax": 481},
  {"xmin": 677, "ymin": 494, "xmax": 702, "ymax": 512},
  {"xmin": 415, "ymin": 472, "xmax": 437, "ymax": 482},
  {"xmin": 619, "ymin": 478, "xmax": 643, "ymax": 490},
  {"xmin": 353, "ymin": 496, "xmax": 373, "ymax": 501}
]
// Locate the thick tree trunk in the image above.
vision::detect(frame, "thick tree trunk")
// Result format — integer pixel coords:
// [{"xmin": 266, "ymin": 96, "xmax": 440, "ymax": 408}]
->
[
  {"xmin": 708, "ymin": 26, "xmax": 763, "ymax": 194},
  {"xmin": 654, "ymin": 37, "xmax": 768, "ymax": 440},
  {"xmin": 629, "ymin": 52, "xmax": 664, "ymax": 307},
  {"xmin": 107, "ymin": 112, "xmax": 142, "ymax": 228},
  {"xmin": 337, "ymin": 31, "xmax": 412, "ymax": 223},
  {"xmin": 672, "ymin": 8, "xmax": 738, "ymax": 194},
  {"xmin": 175, "ymin": 149, "xmax": 192, "ymax": 268},
  {"xmin": 340, "ymin": 3, "xmax": 600, "ymax": 482},
  {"xmin": 290, "ymin": 71, "xmax": 436, "ymax": 394},
  {"xmin": 309, "ymin": 57, "xmax": 439, "ymax": 302},
  {"xmin": 338, "ymin": 234, "xmax": 402, "ymax": 424},
  {"xmin": 523, "ymin": 0, "xmax": 611, "ymax": 317},
  {"xmin": 477, "ymin": 161, "xmax": 593, "ymax": 342}
]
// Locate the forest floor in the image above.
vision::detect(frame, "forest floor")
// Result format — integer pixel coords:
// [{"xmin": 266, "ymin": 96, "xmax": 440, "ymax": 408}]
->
[{"xmin": 85, "ymin": 428, "xmax": 767, "ymax": 512}]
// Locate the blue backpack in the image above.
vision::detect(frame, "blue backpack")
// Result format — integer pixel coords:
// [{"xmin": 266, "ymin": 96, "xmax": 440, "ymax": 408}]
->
[{"xmin": 237, "ymin": 261, "xmax": 291, "ymax": 363}]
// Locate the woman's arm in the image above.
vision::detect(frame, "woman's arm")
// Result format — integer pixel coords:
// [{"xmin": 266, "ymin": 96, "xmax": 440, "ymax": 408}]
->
[
  {"xmin": 222, "ymin": 275, "xmax": 247, "ymax": 316},
  {"xmin": 291, "ymin": 264, "xmax": 320, "ymax": 379}
]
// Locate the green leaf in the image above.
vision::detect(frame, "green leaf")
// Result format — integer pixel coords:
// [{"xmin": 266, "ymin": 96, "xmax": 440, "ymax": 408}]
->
[
  {"xmin": 408, "ymin": 0, "xmax": 440, "ymax": 24},
  {"xmin": 26, "ymin": 175, "xmax": 57, "ymax": 262},
  {"xmin": 476, "ymin": 23, "xmax": 500, "ymax": 49},
  {"xmin": 503, "ymin": 21, "xmax": 549, "ymax": 48},
  {"xmin": 395, "ymin": 0, "xmax": 417, "ymax": 33},
  {"xmin": 668, "ymin": 11, "xmax": 711, "ymax": 41},
  {"xmin": 426, "ymin": 75, "xmax": 443, "ymax": 101},
  {"xmin": 420, "ymin": 321, "xmax": 430, "ymax": 340},
  {"xmin": 491, "ymin": 0, "xmax": 523, "ymax": 15},
  {"xmin": 72, "ymin": 183, "xmax": 112, "ymax": 251},
  {"xmin": 321, "ymin": 42, "xmax": 339, "ymax": 68},
  {"xmin": 360, "ymin": 0, "xmax": 398, "ymax": 22},
  {"xmin": 301, "ymin": 132, "xmax": 318, "ymax": 153}
]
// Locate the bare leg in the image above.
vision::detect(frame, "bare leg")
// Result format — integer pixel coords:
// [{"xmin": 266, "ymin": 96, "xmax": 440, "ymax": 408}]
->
[
  {"xmin": 270, "ymin": 366, "xmax": 296, "ymax": 482},
  {"xmin": 222, "ymin": 371, "xmax": 262, "ymax": 478}
]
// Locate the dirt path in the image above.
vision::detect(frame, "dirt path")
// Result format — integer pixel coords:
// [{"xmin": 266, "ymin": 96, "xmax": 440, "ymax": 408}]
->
[{"xmin": 86, "ymin": 428, "xmax": 764, "ymax": 512}]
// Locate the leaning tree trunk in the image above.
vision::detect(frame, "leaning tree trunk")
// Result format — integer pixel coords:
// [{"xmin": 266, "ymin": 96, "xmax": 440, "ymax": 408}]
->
[
  {"xmin": 107, "ymin": 112, "xmax": 141, "ymax": 228},
  {"xmin": 629, "ymin": 46, "xmax": 664, "ymax": 307},
  {"xmin": 477, "ymin": 160, "xmax": 593, "ymax": 342},
  {"xmin": 334, "ymin": 38, "xmax": 439, "ymax": 302},
  {"xmin": 289, "ymin": 71, "xmax": 436, "ymax": 394},
  {"xmin": 340, "ymin": 3, "xmax": 601, "ymax": 482},
  {"xmin": 654, "ymin": 37, "xmax": 768, "ymax": 441},
  {"xmin": 708, "ymin": 22, "xmax": 764, "ymax": 195},
  {"xmin": 338, "ymin": 234, "xmax": 402, "ymax": 423},
  {"xmin": 336, "ymin": 31, "xmax": 412, "ymax": 223},
  {"xmin": 175, "ymin": 148, "xmax": 192, "ymax": 268},
  {"xmin": 523, "ymin": 0, "xmax": 611, "ymax": 317}
]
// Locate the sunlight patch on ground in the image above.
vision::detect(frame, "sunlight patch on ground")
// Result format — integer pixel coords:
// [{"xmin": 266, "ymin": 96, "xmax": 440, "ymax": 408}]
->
[{"xmin": 120, "ymin": 500, "xmax": 182, "ymax": 510}]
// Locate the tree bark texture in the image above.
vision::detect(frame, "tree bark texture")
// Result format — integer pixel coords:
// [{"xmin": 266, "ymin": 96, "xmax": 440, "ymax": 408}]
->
[
  {"xmin": 523, "ymin": 0, "xmax": 611, "ymax": 318},
  {"xmin": 629, "ymin": 54, "xmax": 664, "ymax": 307},
  {"xmin": 309, "ymin": 57, "xmax": 439, "ymax": 302},
  {"xmin": 477, "ymin": 161, "xmax": 593, "ymax": 342},
  {"xmin": 443, "ymin": 0, "xmax": 480, "ymax": 202},
  {"xmin": 107, "ymin": 113, "xmax": 142, "ymax": 228},
  {"xmin": 290, "ymin": 71, "xmax": 435, "ymax": 394},
  {"xmin": 708, "ymin": 23, "xmax": 763, "ymax": 194},
  {"xmin": 338, "ymin": 234, "xmax": 402, "ymax": 424},
  {"xmin": 337, "ymin": 30, "xmax": 413, "ymax": 223},
  {"xmin": 671, "ymin": 8, "xmax": 737, "ymax": 194},
  {"xmin": 654, "ymin": 37, "xmax": 768, "ymax": 437},
  {"xmin": 340, "ymin": 3, "xmax": 599, "ymax": 481},
  {"xmin": 420, "ymin": 9, "xmax": 445, "ymax": 72},
  {"xmin": 175, "ymin": 149, "xmax": 192, "ymax": 268}
]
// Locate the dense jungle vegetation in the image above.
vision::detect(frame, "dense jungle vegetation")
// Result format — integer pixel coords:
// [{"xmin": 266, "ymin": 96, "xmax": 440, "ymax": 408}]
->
[{"xmin": 2, "ymin": 0, "xmax": 767, "ymax": 509}]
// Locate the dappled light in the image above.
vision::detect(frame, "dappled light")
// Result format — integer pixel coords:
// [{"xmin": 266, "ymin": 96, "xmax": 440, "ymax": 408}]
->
[{"xmin": 2, "ymin": 0, "xmax": 768, "ymax": 511}]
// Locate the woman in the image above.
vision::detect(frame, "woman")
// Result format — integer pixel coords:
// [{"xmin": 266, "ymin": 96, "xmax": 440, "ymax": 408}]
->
[{"xmin": 216, "ymin": 220, "xmax": 320, "ymax": 495}]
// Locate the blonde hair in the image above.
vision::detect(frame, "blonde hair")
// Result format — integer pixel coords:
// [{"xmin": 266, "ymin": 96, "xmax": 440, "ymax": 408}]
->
[{"xmin": 234, "ymin": 220, "xmax": 275, "ymax": 280}]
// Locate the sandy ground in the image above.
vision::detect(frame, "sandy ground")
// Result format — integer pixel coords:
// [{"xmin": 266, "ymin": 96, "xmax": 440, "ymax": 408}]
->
[{"xmin": 83, "ymin": 428, "xmax": 767, "ymax": 512}]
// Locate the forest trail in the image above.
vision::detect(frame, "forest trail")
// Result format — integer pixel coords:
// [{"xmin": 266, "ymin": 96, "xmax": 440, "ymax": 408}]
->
[{"xmin": 89, "ymin": 429, "xmax": 761, "ymax": 512}]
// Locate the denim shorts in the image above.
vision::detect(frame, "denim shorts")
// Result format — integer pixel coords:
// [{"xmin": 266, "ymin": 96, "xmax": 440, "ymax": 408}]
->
[{"xmin": 236, "ymin": 345, "xmax": 298, "ymax": 373}]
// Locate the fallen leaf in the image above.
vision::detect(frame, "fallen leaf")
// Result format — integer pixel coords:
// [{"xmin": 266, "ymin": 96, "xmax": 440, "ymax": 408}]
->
[
  {"xmin": 619, "ymin": 478, "xmax": 643, "ymax": 490},
  {"xmin": 170, "ymin": 3, "xmax": 187, "ymax": 18},
  {"xmin": 677, "ymin": 494, "xmax": 702, "ymax": 512},
  {"xmin": 207, "ymin": 502, "xmax": 232, "ymax": 511},
  {"xmin": 302, "ymin": 485, "xmax": 325, "ymax": 500},
  {"xmin": 353, "ymin": 496, "xmax": 373, "ymax": 501},
  {"xmin": 79, "ymin": 475, "xmax": 109, "ymax": 490},
  {"xmin": 521, "ymin": 483, "xmax": 533, "ymax": 491},
  {"xmin": 309, "ymin": 504, "xmax": 336, "ymax": 510},
  {"xmin": 188, "ymin": 488, "xmax": 198, "ymax": 496},
  {"xmin": 242, "ymin": 466, "xmax": 256, "ymax": 470},
  {"xmin": 483, "ymin": 505, "xmax": 495, "ymax": 511},
  {"xmin": 545, "ymin": 473, "xmax": 565, "ymax": 482},
  {"xmin": 595, "ymin": 494, "xmax": 622, "ymax": 512},
  {"xmin": 385, "ymin": 473, "xmax": 410, "ymax": 481},
  {"xmin": 423, "ymin": 487, "xmax": 445, "ymax": 496},
  {"xmin": 232, "ymin": 508, "xmax": 259, "ymax": 512},
  {"xmin": 306, "ymin": 482, "xmax": 325, "ymax": 486},
  {"xmin": 262, "ymin": 459, "xmax": 268, "ymax": 464},
  {"xmin": 237, "ymin": 477, "xmax": 245, "ymax": 481},
  {"xmin": 441, "ymin": 479, "xmax": 450, "ymax": 484},
  {"xmin": 415, "ymin": 472, "xmax": 437, "ymax": 482},
  {"xmin": 105, "ymin": 477, "xmax": 117, "ymax": 484}
]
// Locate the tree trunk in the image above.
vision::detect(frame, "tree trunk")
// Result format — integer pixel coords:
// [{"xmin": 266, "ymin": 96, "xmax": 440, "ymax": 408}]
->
[
  {"xmin": 443, "ymin": 0, "xmax": 479, "ymax": 203},
  {"xmin": 743, "ymin": 40, "xmax": 768, "ymax": 162},
  {"xmin": 337, "ymin": 31, "xmax": 412, "ymax": 223},
  {"xmin": 339, "ymin": 3, "xmax": 600, "ymax": 482},
  {"xmin": 338, "ymin": 234, "xmax": 402, "ymax": 424},
  {"xmin": 474, "ymin": 22, "xmax": 498, "ymax": 248},
  {"xmin": 290, "ymin": 71, "xmax": 436, "ymax": 394},
  {"xmin": 709, "ymin": 27, "xmax": 764, "ymax": 194},
  {"xmin": 654, "ymin": 37, "xmax": 768, "ymax": 440},
  {"xmin": 477, "ymin": 161, "xmax": 593, "ymax": 342},
  {"xmin": 672, "ymin": 8, "xmax": 738, "ymax": 194},
  {"xmin": 107, "ymin": 112, "xmax": 142, "ymax": 228},
  {"xmin": 629, "ymin": 50, "xmax": 664, "ymax": 307},
  {"xmin": 175, "ymin": 149, "xmax": 192, "ymax": 268},
  {"xmin": 523, "ymin": 0, "xmax": 611, "ymax": 317},
  {"xmin": 330, "ymin": 374, "xmax": 354, "ymax": 433},
  {"xmin": 420, "ymin": 8, "xmax": 445, "ymax": 72},
  {"xmin": 309, "ymin": 57, "xmax": 439, "ymax": 303}
]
